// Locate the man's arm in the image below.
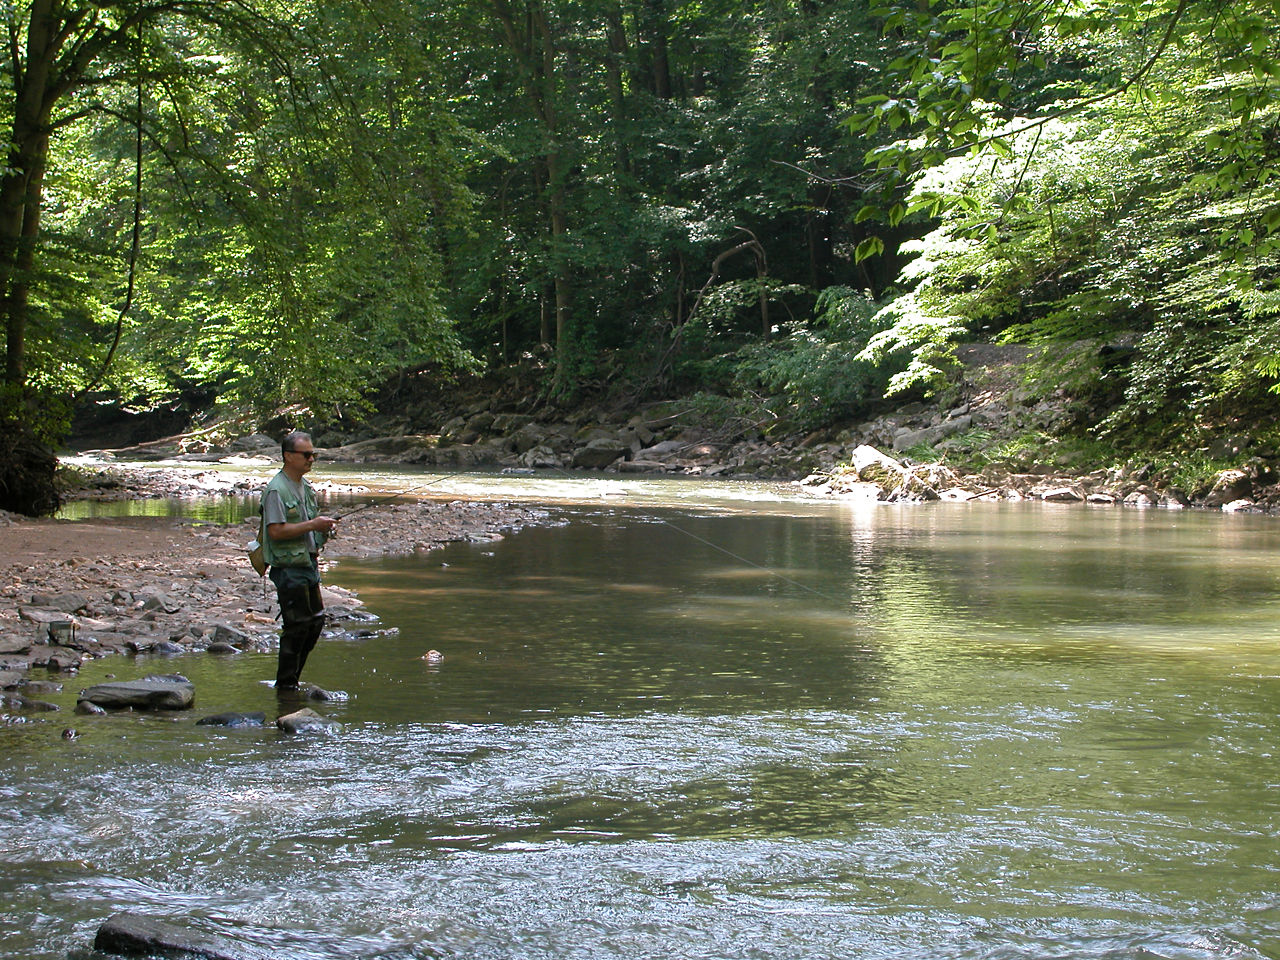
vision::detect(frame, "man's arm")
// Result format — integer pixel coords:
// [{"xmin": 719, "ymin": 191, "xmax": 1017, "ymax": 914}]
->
[
  {"xmin": 267, "ymin": 515, "xmax": 338, "ymax": 541},
  {"xmin": 263, "ymin": 487, "xmax": 338, "ymax": 542}
]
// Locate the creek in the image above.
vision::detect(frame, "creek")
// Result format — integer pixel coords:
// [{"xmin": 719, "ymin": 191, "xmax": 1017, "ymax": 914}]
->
[{"xmin": 6, "ymin": 474, "xmax": 1280, "ymax": 959}]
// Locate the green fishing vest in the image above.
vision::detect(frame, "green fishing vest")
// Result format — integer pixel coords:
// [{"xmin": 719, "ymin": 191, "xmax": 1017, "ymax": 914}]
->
[{"xmin": 260, "ymin": 470, "xmax": 328, "ymax": 568}]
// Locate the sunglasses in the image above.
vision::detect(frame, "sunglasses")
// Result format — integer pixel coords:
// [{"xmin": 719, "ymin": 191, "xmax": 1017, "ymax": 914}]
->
[{"xmin": 287, "ymin": 449, "xmax": 318, "ymax": 460}]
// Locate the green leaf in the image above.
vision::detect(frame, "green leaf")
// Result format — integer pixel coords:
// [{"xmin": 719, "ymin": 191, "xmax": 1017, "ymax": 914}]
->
[{"xmin": 854, "ymin": 237, "xmax": 885, "ymax": 262}]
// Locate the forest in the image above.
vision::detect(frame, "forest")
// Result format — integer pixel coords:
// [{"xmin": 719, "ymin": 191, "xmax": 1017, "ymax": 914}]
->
[{"xmin": 1, "ymin": 0, "xmax": 1278, "ymax": 513}]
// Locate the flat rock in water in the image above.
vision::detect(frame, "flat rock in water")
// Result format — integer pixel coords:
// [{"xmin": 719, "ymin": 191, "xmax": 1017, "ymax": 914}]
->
[
  {"xmin": 78, "ymin": 677, "xmax": 195, "ymax": 711},
  {"xmin": 21, "ymin": 680, "xmax": 62, "ymax": 695},
  {"xmin": 0, "ymin": 692, "xmax": 59, "ymax": 712},
  {"xmin": 94, "ymin": 911, "xmax": 274, "ymax": 960},
  {"xmin": 277, "ymin": 707, "xmax": 341, "ymax": 734},
  {"xmin": 196, "ymin": 711, "xmax": 266, "ymax": 728}
]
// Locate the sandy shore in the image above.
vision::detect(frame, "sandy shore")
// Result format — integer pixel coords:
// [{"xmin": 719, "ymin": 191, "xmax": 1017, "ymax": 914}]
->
[{"xmin": 0, "ymin": 465, "xmax": 551, "ymax": 700}]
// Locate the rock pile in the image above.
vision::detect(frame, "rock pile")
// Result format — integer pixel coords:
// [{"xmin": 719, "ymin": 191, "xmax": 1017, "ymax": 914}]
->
[{"xmin": 799, "ymin": 444, "xmax": 1280, "ymax": 512}]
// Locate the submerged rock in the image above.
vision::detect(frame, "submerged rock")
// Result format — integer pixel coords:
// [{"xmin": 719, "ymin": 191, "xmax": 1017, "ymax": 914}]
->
[
  {"xmin": 205, "ymin": 642, "xmax": 241, "ymax": 655},
  {"xmin": 276, "ymin": 707, "xmax": 341, "ymax": 734},
  {"xmin": 299, "ymin": 682, "xmax": 341, "ymax": 701},
  {"xmin": 195, "ymin": 711, "xmax": 266, "ymax": 728},
  {"xmin": 94, "ymin": 911, "xmax": 274, "ymax": 960}
]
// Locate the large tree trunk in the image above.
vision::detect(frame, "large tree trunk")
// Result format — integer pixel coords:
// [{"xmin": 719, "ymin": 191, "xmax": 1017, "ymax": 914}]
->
[{"xmin": 1, "ymin": 0, "xmax": 62, "ymax": 387}]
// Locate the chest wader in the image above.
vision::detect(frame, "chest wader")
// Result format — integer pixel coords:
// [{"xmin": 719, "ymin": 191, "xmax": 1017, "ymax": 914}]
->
[{"xmin": 269, "ymin": 560, "xmax": 325, "ymax": 691}]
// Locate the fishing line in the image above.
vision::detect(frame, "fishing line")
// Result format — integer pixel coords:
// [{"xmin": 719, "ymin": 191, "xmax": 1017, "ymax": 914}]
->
[
  {"xmin": 332, "ymin": 471, "xmax": 456, "ymax": 520},
  {"xmin": 656, "ymin": 515, "xmax": 847, "ymax": 605},
  {"xmin": 530, "ymin": 462, "xmax": 851, "ymax": 607},
  {"xmin": 326, "ymin": 461, "xmax": 848, "ymax": 606}
]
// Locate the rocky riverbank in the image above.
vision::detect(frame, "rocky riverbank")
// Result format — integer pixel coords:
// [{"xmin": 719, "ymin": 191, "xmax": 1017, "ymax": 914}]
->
[
  {"xmin": 76, "ymin": 340, "xmax": 1280, "ymax": 514},
  {"xmin": 0, "ymin": 470, "xmax": 550, "ymax": 712}
]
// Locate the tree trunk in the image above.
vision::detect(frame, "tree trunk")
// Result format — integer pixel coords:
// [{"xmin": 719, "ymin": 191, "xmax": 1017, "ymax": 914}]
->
[
  {"xmin": 490, "ymin": 0, "xmax": 574, "ymax": 365},
  {"xmin": 1, "ymin": 0, "xmax": 61, "ymax": 387},
  {"xmin": 603, "ymin": 5, "xmax": 631, "ymax": 178},
  {"xmin": 529, "ymin": 1, "xmax": 572, "ymax": 353},
  {"xmin": 641, "ymin": 0, "xmax": 672, "ymax": 99}
]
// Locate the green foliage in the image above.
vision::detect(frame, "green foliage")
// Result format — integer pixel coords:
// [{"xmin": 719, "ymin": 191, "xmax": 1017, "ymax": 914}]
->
[
  {"xmin": 12, "ymin": 0, "xmax": 1280, "ymax": 466},
  {"xmin": 940, "ymin": 426, "xmax": 1124, "ymax": 473},
  {"xmin": 896, "ymin": 439, "xmax": 943, "ymax": 463},
  {"xmin": 0, "ymin": 0, "xmax": 482, "ymax": 433},
  {"xmin": 846, "ymin": 0, "xmax": 1280, "ymax": 444},
  {"xmin": 729, "ymin": 287, "xmax": 899, "ymax": 429},
  {"xmin": 1156, "ymin": 452, "xmax": 1238, "ymax": 495}
]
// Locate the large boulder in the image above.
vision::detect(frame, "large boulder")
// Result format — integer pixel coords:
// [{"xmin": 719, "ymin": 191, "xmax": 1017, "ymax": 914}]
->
[
  {"xmin": 518, "ymin": 445, "xmax": 567, "ymax": 469},
  {"xmin": 28, "ymin": 591, "xmax": 91, "ymax": 613},
  {"xmin": 849, "ymin": 444, "xmax": 904, "ymax": 480},
  {"xmin": 227, "ymin": 433, "xmax": 278, "ymax": 454},
  {"xmin": 891, "ymin": 414, "xmax": 974, "ymax": 452},
  {"xmin": 572, "ymin": 437, "xmax": 629, "ymax": 469},
  {"xmin": 490, "ymin": 413, "xmax": 536, "ymax": 433},
  {"xmin": 1204, "ymin": 468, "xmax": 1253, "ymax": 507},
  {"xmin": 635, "ymin": 439, "xmax": 686, "ymax": 460},
  {"xmin": 78, "ymin": 675, "xmax": 195, "ymax": 711}
]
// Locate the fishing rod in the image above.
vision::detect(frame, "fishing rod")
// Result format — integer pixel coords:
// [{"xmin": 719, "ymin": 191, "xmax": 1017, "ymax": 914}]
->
[{"xmin": 332, "ymin": 473, "xmax": 456, "ymax": 520}]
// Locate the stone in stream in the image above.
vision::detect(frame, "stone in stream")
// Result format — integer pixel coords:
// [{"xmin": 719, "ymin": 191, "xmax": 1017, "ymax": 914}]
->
[
  {"xmin": 211, "ymin": 623, "xmax": 252, "ymax": 645},
  {"xmin": 78, "ymin": 674, "xmax": 195, "ymax": 711},
  {"xmin": 195, "ymin": 711, "xmax": 266, "ymax": 728},
  {"xmin": 0, "ymin": 692, "xmax": 59, "ymax": 712},
  {"xmin": 151, "ymin": 640, "xmax": 186, "ymax": 655},
  {"xmin": 300, "ymin": 682, "xmax": 343, "ymax": 701},
  {"xmin": 276, "ymin": 707, "xmax": 341, "ymax": 734},
  {"xmin": 94, "ymin": 911, "xmax": 274, "ymax": 960},
  {"xmin": 205, "ymin": 641, "xmax": 241, "ymax": 655},
  {"xmin": 21, "ymin": 679, "xmax": 62, "ymax": 695}
]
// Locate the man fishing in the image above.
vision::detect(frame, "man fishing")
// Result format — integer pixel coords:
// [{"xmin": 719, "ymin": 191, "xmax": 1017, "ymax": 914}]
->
[{"xmin": 260, "ymin": 431, "xmax": 339, "ymax": 693}]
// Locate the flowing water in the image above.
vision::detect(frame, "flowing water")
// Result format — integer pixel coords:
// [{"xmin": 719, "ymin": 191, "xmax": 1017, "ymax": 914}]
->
[{"xmin": 6, "ymin": 478, "xmax": 1280, "ymax": 960}]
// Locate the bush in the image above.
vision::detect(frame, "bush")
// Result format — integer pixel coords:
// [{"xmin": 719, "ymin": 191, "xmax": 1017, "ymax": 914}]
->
[{"xmin": 728, "ymin": 287, "xmax": 900, "ymax": 430}]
